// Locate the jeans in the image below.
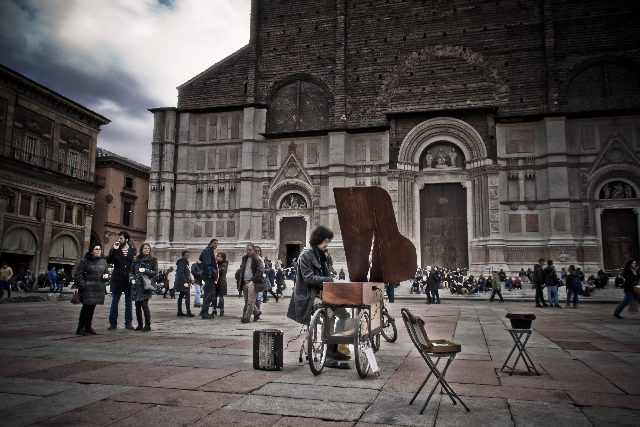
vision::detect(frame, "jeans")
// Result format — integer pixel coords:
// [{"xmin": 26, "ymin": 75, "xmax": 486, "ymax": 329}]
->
[
  {"xmin": 200, "ymin": 277, "xmax": 217, "ymax": 316},
  {"xmin": 566, "ymin": 287, "xmax": 579, "ymax": 307},
  {"xmin": 49, "ymin": 280, "xmax": 58, "ymax": 293},
  {"xmin": 546, "ymin": 285, "xmax": 559, "ymax": 306},
  {"xmin": 0, "ymin": 280, "xmax": 11, "ymax": 298},
  {"xmin": 192, "ymin": 283, "xmax": 202, "ymax": 305},
  {"xmin": 614, "ymin": 291, "xmax": 640, "ymax": 316},
  {"xmin": 109, "ymin": 289, "xmax": 132, "ymax": 327}
]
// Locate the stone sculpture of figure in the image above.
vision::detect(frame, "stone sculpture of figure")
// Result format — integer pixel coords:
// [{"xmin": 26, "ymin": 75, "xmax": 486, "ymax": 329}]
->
[
  {"xmin": 425, "ymin": 151, "xmax": 433, "ymax": 168},
  {"xmin": 603, "ymin": 184, "xmax": 611, "ymax": 199},
  {"xmin": 449, "ymin": 149, "xmax": 458, "ymax": 168},
  {"xmin": 611, "ymin": 183, "xmax": 625, "ymax": 199},
  {"xmin": 436, "ymin": 149, "xmax": 447, "ymax": 168},
  {"xmin": 624, "ymin": 184, "xmax": 633, "ymax": 199}
]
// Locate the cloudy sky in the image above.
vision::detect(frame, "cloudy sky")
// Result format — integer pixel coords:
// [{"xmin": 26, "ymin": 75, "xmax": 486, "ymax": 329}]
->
[{"xmin": 0, "ymin": 0, "xmax": 251, "ymax": 165}]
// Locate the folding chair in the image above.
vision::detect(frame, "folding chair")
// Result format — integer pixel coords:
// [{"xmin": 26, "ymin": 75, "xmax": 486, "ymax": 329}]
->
[{"xmin": 401, "ymin": 308, "xmax": 470, "ymax": 413}]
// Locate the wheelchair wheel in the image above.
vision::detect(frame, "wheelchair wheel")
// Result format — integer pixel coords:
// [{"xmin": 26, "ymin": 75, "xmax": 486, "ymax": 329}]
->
[
  {"xmin": 308, "ymin": 308, "xmax": 327, "ymax": 376},
  {"xmin": 381, "ymin": 310, "xmax": 398, "ymax": 343},
  {"xmin": 354, "ymin": 311, "xmax": 371, "ymax": 378}
]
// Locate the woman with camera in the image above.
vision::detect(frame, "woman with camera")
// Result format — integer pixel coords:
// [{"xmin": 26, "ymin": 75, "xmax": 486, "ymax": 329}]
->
[{"xmin": 131, "ymin": 243, "xmax": 158, "ymax": 331}]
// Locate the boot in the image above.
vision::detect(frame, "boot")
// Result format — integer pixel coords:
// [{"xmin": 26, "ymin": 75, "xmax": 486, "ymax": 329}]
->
[
  {"xmin": 135, "ymin": 324, "xmax": 143, "ymax": 331},
  {"xmin": 85, "ymin": 327, "xmax": 97, "ymax": 335},
  {"xmin": 76, "ymin": 329, "xmax": 88, "ymax": 336},
  {"xmin": 185, "ymin": 312, "xmax": 195, "ymax": 317},
  {"xmin": 241, "ymin": 317, "xmax": 251, "ymax": 323},
  {"xmin": 253, "ymin": 310, "xmax": 262, "ymax": 322},
  {"xmin": 177, "ymin": 311, "xmax": 184, "ymax": 317},
  {"xmin": 142, "ymin": 324, "xmax": 151, "ymax": 332},
  {"xmin": 219, "ymin": 310, "xmax": 224, "ymax": 317}
]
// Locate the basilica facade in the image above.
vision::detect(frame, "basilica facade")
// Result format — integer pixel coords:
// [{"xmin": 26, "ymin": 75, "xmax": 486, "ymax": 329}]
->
[{"xmin": 147, "ymin": 0, "xmax": 640, "ymax": 274}]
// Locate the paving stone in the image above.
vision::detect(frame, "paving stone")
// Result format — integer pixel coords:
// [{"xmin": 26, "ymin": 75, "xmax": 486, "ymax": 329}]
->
[
  {"xmin": 198, "ymin": 369, "xmax": 284, "ymax": 393},
  {"xmin": 436, "ymin": 396, "xmax": 513, "ymax": 427},
  {"xmin": 0, "ymin": 383, "xmax": 130, "ymax": 426},
  {"xmin": 581, "ymin": 406, "xmax": 640, "ymax": 427},
  {"xmin": 451, "ymin": 382, "xmax": 573, "ymax": 404},
  {"xmin": 0, "ymin": 392, "xmax": 40, "ymax": 410},
  {"xmin": 144, "ymin": 367, "xmax": 237, "ymax": 389},
  {"xmin": 31, "ymin": 400, "xmax": 152, "ymax": 426},
  {"xmin": 567, "ymin": 391, "xmax": 640, "ymax": 409},
  {"xmin": 274, "ymin": 416, "xmax": 354, "ymax": 427},
  {"xmin": 360, "ymin": 391, "xmax": 440, "ymax": 426},
  {"xmin": 110, "ymin": 404, "xmax": 213, "ymax": 426},
  {"xmin": 0, "ymin": 356, "xmax": 75, "ymax": 377},
  {"xmin": 273, "ymin": 372, "xmax": 387, "ymax": 390},
  {"xmin": 111, "ymin": 386, "xmax": 243, "ymax": 408},
  {"xmin": 508, "ymin": 399, "xmax": 591, "ymax": 426},
  {"xmin": 193, "ymin": 409, "xmax": 282, "ymax": 426},
  {"xmin": 61, "ymin": 362, "xmax": 192, "ymax": 386},
  {"xmin": 0, "ymin": 377, "xmax": 75, "ymax": 396},
  {"xmin": 254, "ymin": 382, "xmax": 379, "ymax": 404},
  {"xmin": 226, "ymin": 394, "xmax": 367, "ymax": 421},
  {"xmin": 18, "ymin": 360, "xmax": 116, "ymax": 381}
]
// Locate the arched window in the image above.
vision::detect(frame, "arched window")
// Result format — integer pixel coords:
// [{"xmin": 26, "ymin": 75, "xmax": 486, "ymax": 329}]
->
[{"xmin": 267, "ymin": 79, "xmax": 331, "ymax": 133}]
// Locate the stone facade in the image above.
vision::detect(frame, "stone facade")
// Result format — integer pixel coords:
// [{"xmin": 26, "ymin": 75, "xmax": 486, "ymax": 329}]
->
[
  {"xmin": 92, "ymin": 148, "xmax": 150, "ymax": 252},
  {"xmin": 0, "ymin": 65, "xmax": 109, "ymax": 278},
  {"xmin": 147, "ymin": 0, "xmax": 640, "ymax": 274}
]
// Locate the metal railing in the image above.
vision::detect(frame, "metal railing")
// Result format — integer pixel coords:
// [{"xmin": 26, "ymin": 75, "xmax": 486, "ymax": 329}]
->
[{"xmin": 6, "ymin": 147, "xmax": 96, "ymax": 182}]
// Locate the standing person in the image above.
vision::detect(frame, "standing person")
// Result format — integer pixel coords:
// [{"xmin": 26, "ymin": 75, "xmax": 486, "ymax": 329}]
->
[
  {"xmin": 199, "ymin": 239, "xmax": 218, "ymax": 319},
  {"xmin": 175, "ymin": 250, "xmax": 194, "ymax": 317},
  {"xmin": 215, "ymin": 252, "xmax": 228, "ymax": 316},
  {"xmin": 73, "ymin": 243, "xmax": 109, "ymax": 336},
  {"xmin": 386, "ymin": 282, "xmax": 397, "ymax": 303},
  {"xmin": 131, "ymin": 243, "xmax": 157, "ymax": 331},
  {"xmin": 0, "ymin": 262, "xmax": 14, "ymax": 299},
  {"xmin": 338, "ymin": 268, "xmax": 346, "ymax": 280},
  {"xmin": 427, "ymin": 268, "xmax": 440, "ymax": 304},
  {"xmin": 20, "ymin": 270, "xmax": 33, "ymax": 293},
  {"xmin": 106, "ymin": 231, "xmax": 136, "ymax": 330},
  {"xmin": 489, "ymin": 270, "xmax": 504, "ymax": 302},
  {"xmin": 565, "ymin": 264, "xmax": 582, "ymax": 309},
  {"xmin": 544, "ymin": 259, "xmax": 561, "ymax": 308},
  {"xmin": 614, "ymin": 260, "xmax": 640, "ymax": 319},
  {"xmin": 275, "ymin": 267, "xmax": 286, "ymax": 296},
  {"xmin": 164, "ymin": 267, "xmax": 175, "ymax": 298},
  {"xmin": 532, "ymin": 258, "xmax": 548, "ymax": 308},
  {"xmin": 47, "ymin": 266, "xmax": 57, "ymax": 293},
  {"xmin": 287, "ymin": 226, "xmax": 350, "ymax": 366},
  {"xmin": 238, "ymin": 244, "xmax": 265, "ymax": 323},
  {"xmin": 190, "ymin": 260, "xmax": 203, "ymax": 308}
]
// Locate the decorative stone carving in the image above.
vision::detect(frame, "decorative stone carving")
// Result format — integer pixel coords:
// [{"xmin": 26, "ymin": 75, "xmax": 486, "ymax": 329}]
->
[
  {"xmin": 280, "ymin": 193, "xmax": 307, "ymax": 209},
  {"xmin": 599, "ymin": 181, "xmax": 636, "ymax": 199}
]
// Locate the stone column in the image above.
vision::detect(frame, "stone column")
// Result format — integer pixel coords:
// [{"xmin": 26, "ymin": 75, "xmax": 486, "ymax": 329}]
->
[{"xmin": 38, "ymin": 196, "xmax": 57, "ymax": 273}]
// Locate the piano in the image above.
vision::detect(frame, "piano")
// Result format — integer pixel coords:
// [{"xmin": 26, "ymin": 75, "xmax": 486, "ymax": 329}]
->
[{"xmin": 322, "ymin": 187, "xmax": 417, "ymax": 306}]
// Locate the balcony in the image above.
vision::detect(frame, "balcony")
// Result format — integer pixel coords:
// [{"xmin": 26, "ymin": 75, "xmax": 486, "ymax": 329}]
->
[{"xmin": 4, "ymin": 147, "xmax": 96, "ymax": 183}]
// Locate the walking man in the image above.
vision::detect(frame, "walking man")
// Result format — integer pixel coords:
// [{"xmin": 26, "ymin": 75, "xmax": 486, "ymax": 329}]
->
[
  {"xmin": 238, "ymin": 244, "xmax": 265, "ymax": 323},
  {"xmin": 489, "ymin": 270, "xmax": 504, "ymax": 302},
  {"xmin": 107, "ymin": 231, "xmax": 135, "ymax": 330},
  {"xmin": 199, "ymin": 239, "xmax": 218, "ymax": 319},
  {"xmin": 533, "ymin": 258, "xmax": 548, "ymax": 307}
]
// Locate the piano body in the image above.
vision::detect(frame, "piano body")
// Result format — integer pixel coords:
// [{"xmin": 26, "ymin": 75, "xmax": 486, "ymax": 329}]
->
[{"xmin": 322, "ymin": 187, "xmax": 417, "ymax": 308}]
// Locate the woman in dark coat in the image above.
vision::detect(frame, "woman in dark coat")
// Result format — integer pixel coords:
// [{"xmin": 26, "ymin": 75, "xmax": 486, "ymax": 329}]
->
[
  {"xmin": 215, "ymin": 252, "xmax": 229, "ymax": 316},
  {"xmin": 73, "ymin": 243, "xmax": 108, "ymax": 336},
  {"xmin": 175, "ymin": 250, "xmax": 193, "ymax": 317},
  {"xmin": 131, "ymin": 243, "xmax": 158, "ymax": 331}
]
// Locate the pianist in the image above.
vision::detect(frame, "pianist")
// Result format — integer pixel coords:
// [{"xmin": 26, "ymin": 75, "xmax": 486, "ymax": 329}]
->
[{"xmin": 287, "ymin": 225, "xmax": 351, "ymax": 367}]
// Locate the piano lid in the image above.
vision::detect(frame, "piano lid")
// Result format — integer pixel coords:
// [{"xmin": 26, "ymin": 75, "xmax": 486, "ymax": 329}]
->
[{"xmin": 334, "ymin": 187, "xmax": 417, "ymax": 283}]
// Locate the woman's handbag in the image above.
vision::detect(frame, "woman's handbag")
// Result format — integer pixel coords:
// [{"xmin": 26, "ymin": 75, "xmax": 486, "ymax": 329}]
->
[
  {"xmin": 142, "ymin": 275, "xmax": 155, "ymax": 292},
  {"xmin": 70, "ymin": 291, "xmax": 81, "ymax": 304}
]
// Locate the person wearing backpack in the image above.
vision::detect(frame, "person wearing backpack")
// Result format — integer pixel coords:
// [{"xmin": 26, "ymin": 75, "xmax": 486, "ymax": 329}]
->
[
  {"xmin": 199, "ymin": 239, "xmax": 218, "ymax": 319},
  {"xmin": 544, "ymin": 259, "xmax": 561, "ymax": 308},
  {"xmin": 565, "ymin": 264, "xmax": 582, "ymax": 309},
  {"xmin": 190, "ymin": 261, "xmax": 203, "ymax": 308}
]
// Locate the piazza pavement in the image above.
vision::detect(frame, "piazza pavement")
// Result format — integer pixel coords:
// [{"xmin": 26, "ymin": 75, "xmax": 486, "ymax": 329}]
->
[{"xmin": 0, "ymin": 282, "xmax": 638, "ymax": 426}]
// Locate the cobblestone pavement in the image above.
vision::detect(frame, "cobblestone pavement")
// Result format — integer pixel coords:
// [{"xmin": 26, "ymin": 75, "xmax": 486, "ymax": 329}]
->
[{"xmin": 0, "ymin": 287, "xmax": 638, "ymax": 426}]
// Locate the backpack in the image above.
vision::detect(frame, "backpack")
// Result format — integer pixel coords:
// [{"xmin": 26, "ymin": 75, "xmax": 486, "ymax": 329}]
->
[
  {"xmin": 190, "ymin": 262, "xmax": 203, "ymax": 279},
  {"xmin": 543, "ymin": 267, "xmax": 558, "ymax": 285}
]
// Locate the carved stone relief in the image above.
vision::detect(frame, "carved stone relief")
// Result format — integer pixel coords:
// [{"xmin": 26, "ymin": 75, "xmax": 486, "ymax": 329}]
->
[{"xmin": 599, "ymin": 181, "xmax": 636, "ymax": 199}]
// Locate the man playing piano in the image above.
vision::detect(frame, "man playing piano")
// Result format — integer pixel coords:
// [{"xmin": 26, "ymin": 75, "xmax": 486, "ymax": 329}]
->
[{"xmin": 287, "ymin": 225, "xmax": 351, "ymax": 367}]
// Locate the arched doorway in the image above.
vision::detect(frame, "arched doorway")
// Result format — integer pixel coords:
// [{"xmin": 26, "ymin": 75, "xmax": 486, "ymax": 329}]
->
[
  {"xmin": 49, "ymin": 234, "xmax": 80, "ymax": 277},
  {"xmin": 598, "ymin": 180, "xmax": 639, "ymax": 271},
  {"xmin": 0, "ymin": 227, "xmax": 38, "ymax": 275},
  {"xmin": 420, "ymin": 183, "xmax": 468, "ymax": 269},
  {"xmin": 278, "ymin": 217, "xmax": 307, "ymax": 267}
]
